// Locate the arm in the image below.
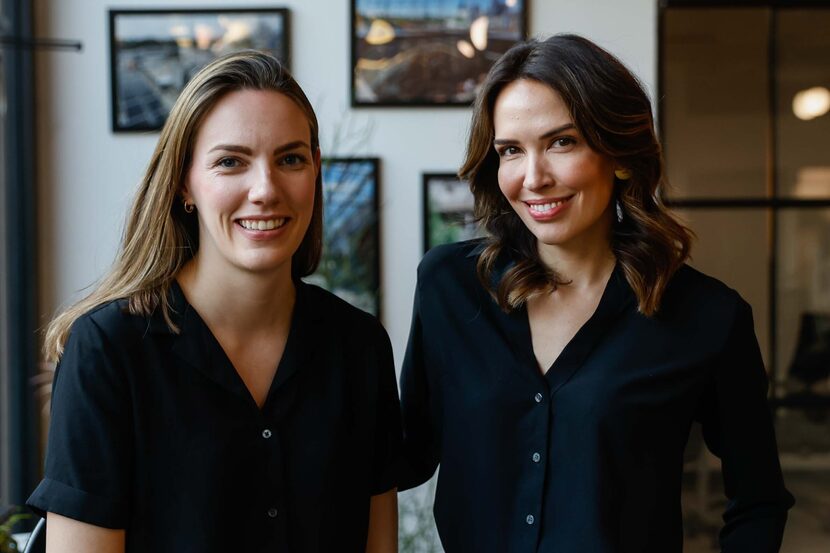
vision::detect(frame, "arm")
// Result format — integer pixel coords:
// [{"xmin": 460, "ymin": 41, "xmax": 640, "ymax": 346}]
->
[
  {"xmin": 365, "ymin": 321, "xmax": 401, "ymax": 549},
  {"xmin": 398, "ymin": 276, "xmax": 441, "ymax": 490},
  {"xmin": 46, "ymin": 513, "xmax": 125, "ymax": 553},
  {"xmin": 365, "ymin": 489, "xmax": 398, "ymax": 553},
  {"xmin": 698, "ymin": 299, "xmax": 794, "ymax": 552},
  {"xmin": 27, "ymin": 315, "xmax": 133, "ymax": 532}
]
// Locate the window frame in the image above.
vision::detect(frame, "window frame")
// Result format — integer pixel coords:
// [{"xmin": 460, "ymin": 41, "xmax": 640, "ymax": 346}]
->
[{"xmin": 658, "ymin": 0, "xmax": 830, "ymax": 410}]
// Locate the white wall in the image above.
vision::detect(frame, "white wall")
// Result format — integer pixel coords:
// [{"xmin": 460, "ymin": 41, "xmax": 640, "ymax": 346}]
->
[{"xmin": 36, "ymin": 0, "xmax": 656, "ymax": 367}]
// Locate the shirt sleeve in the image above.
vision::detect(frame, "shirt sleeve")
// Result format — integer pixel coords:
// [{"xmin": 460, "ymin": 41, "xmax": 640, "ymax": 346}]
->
[
  {"xmin": 370, "ymin": 321, "xmax": 403, "ymax": 495},
  {"xmin": 697, "ymin": 298, "xmax": 795, "ymax": 552},
  {"xmin": 27, "ymin": 313, "xmax": 134, "ymax": 529},
  {"xmin": 398, "ymin": 272, "xmax": 442, "ymax": 491}
]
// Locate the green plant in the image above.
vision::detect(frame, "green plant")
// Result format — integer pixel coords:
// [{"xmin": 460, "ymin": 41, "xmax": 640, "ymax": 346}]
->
[{"xmin": 0, "ymin": 508, "xmax": 31, "ymax": 553}]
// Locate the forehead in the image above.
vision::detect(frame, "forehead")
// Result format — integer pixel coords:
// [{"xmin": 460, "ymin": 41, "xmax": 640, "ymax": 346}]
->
[
  {"xmin": 493, "ymin": 79, "xmax": 571, "ymax": 132},
  {"xmin": 194, "ymin": 89, "xmax": 310, "ymax": 148}
]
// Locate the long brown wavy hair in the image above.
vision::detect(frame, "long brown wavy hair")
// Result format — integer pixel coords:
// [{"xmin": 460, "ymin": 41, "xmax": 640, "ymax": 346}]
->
[
  {"xmin": 44, "ymin": 51, "xmax": 323, "ymax": 361},
  {"xmin": 460, "ymin": 34, "xmax": 692, "ymax": 316}
]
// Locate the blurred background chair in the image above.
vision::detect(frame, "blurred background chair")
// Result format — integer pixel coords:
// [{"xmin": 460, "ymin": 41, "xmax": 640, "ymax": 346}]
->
[{"xmin": 21, "ymin": 517, "xmax": 44, "ymax": 553}]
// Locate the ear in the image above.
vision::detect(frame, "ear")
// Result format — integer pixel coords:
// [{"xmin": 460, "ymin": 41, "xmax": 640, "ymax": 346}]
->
[
  {"xmin": 313, "ymin": 147, "xmax": 322, "ymax": 177},
  {"xmin": 179, "ymin": 172, "xmax": 193, "ymax": 204}
]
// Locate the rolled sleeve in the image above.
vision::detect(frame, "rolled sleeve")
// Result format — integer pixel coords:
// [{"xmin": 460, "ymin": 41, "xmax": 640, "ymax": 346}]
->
[{"xmin": 27, "ymin": 314, "xmax": 134, "ymax": 529}]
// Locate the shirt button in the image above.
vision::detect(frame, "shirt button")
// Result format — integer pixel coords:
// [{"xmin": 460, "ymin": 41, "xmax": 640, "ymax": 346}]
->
[
  {"xmin": 262, "ymin": 429, "xmax": 272, "ymax": 439},
  {"xmin": 526, "ymin": 514, "xmax": 535, "ymax": 525},
  {"xmin": 534, "ymin": 392, "xmax": 543, "ymax": 403},
  {"xmin": 532, "ymin": 452, "xmax": 541, "ymax": 463},
  {"xmin": 267, "ymin": 507, "xmax": 278, "ymax": 518}
]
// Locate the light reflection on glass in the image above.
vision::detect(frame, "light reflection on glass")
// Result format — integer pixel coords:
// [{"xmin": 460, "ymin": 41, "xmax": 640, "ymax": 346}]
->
[
  {"xmin": 470, "ymin": 16, "xmax": 489, "ymax": 51},
  {"xmin": 793, "ymin": 86, "xmax": 830, "ymax": 121}
]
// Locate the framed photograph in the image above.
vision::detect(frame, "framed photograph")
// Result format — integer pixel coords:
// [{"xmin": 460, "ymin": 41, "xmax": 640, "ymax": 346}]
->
[
  {"xmin": 423, "ymin": 173, "xmax": 484, "ymax": 253},
  {"xmin": 109, "ymin": 8, "xmax": 290, "ymax": 132},
  {"xmin": 306, "ymin": 158, "xmax": 381, "ymax": 317},
  {"xmin": 351, "ymin": 0, "xmax": 527, "ymax": 106}
]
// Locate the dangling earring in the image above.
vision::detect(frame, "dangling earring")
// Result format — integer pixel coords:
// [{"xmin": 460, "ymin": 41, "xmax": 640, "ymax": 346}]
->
[
  {"xmin": 614, "ymin": 168, "xmax": 632, "ymax": 181},
  {"xmin": 183, "ymin": 199, "xmax": 194, "ymax": 214},
  {"xmin": 615, "ymin": 200, "xmax": 624, "ymax": 223}
]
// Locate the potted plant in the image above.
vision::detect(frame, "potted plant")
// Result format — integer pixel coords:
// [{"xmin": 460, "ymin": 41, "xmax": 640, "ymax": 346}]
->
[{"xmin": 0, "ymin": 507, "xmax": 30, "ymax": 553}]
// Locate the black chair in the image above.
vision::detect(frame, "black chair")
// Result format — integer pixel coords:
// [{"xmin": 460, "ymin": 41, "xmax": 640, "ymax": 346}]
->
[
  {"xmin": 22, "ymin": 517, "xmax": 45, "ymax": 553},
  {"xmin": 789, "ymin": 312, "xmax": 830, "ymax": 387}
]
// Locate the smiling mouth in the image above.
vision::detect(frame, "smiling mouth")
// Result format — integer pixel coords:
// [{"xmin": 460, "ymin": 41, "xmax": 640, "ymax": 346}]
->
[
  {"xmin": 526, "ymin": 196, "xmax": 573, "ymax": 215},
  {"xmin": 237, "ymin": 218, "xmax": 288, "ymax": 231}
]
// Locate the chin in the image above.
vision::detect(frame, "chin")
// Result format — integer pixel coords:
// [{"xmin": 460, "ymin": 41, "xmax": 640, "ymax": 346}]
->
[{"xmin": 234, "ymin": 254, "xmax": 293, "ymax": 275}]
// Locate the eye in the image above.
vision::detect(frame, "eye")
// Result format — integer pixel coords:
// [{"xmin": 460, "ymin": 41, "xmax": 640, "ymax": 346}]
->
[
  {"xmin": 279, "ymin": 153, "xmax": 308, "ymax": 166},
  {"xmin": 551, "ymin": 137, "xmax": 576, "ymax": 148},
  {"xmin": 215, "ymin": 157, "xmax": 241, "ymax": 169},
  {"xmin": 497, "ymin": 145, "xmax": 521, "ymax": 157}
]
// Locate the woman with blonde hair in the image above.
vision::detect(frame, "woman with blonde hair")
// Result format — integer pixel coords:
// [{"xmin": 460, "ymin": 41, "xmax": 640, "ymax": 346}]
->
[
  {"xmin": 28, "ymin": 51, "xmax": 400, "ymax": 552},
  {"xmin": 399, "ymin": 34, "xmax": 793, "ymax": 552}
]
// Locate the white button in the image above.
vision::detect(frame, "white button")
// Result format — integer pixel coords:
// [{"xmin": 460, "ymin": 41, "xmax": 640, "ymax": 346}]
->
[
  {"xmin": 532, "ymin": 452, "xmax": 541, "ymax": 463},
  {"xmin": 526, "ymin": 514, "xmax": 535, "ymax": 525},
  {"xmin": 534, "ymin": 393, "xmax": 543, "ymax": 403},
  {"xmin": 267, "ymin": 507, "xmax": 278, "ymax": 518},
  {"xmin": 262, "ymin": 429, "xmax": 272, "ymax": 439}
]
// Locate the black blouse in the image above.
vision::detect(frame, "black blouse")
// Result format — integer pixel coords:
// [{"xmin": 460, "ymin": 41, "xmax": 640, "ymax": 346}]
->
[
  {"xmin": 400, "ymin": 240, "xmax": 794, "ymax": 553},
  {"xmin": 28, "ymin": 281, "xmax": 401, "ymax": 552}
]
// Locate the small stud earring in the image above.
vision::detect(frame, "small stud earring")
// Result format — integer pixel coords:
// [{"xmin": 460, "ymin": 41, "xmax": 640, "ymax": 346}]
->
[{"xmin": 614, "ymin": 168, "xmax": 632, "ymax": 180}]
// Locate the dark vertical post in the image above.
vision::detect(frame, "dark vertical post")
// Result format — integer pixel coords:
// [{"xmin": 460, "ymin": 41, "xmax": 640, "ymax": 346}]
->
[
  {"xmin": 766, "ymin": 7, "xmax": 779, "ymax": 406},
  {"xmin": 3, "ymin": 0, "xmax": 39, "ymax": 504}
]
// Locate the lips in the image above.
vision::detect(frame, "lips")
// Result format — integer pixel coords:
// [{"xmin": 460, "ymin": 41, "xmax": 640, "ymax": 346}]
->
[
  {"xmin": 236, "ymin": 217, "xmax": 288, "ymax": 231},
  {"xmin": 524, "ymin": 196, "xmax": 573, "ymax": 218}
]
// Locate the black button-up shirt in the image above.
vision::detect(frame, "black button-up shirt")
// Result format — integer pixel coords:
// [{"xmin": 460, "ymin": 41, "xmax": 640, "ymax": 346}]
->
[
  {"xmin": 400, "ymin": 240, "xmax": 793, "ymax": 553},
  {"xmin": 28, "ymin": 281, "xmax": 401, "ymax": 552}
]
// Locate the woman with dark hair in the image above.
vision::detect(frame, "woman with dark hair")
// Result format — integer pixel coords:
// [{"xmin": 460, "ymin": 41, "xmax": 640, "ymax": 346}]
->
[
  {"xmin": 28, "ymin": 51, "xmax": 400, "ymax": 552},
  {"xmin": 400, "ymin": 34, "xmax": 793, "ymax": 552}
]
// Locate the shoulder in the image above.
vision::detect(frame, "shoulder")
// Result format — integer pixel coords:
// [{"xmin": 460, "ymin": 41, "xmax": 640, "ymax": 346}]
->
[
  {"xmin": 300, "ymin": 282, "xmax": 388, "ymax": 339},
  {"xmin": 55, "ymin": 299, "xmax": 149, "ymax": 392},
  {"xmin": 417, "ymin": 239, "xmax": 482, "ymax": 286},
  {"xmin": 69, "ymin": 298, "xmax": 152, "ymax": 349},
  {"xmin": 668, "ymin": 264, "xmax": 743, "ymax": 303},
  {"xmin": 661, "ymin": 264, "xmax": 750, "ymax": 328}
]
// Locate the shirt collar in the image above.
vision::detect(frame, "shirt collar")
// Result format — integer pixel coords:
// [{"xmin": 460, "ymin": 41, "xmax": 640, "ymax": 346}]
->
[{"xmin": 152, "ymin": 279, "xmax": 322, "ymax": 410}]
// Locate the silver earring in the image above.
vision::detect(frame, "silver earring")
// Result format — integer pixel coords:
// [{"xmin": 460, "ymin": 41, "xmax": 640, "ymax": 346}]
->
[
  {"xmin": 615, "ymin": 200, "xmax": 624, "ymax": 223},
  {"xmin": 183, "ymin": 199, "xmax": 194, "ymax": 214}
]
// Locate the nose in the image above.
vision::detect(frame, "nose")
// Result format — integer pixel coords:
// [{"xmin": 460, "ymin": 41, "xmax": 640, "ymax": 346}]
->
[
  {"xmin": 248, "ymin": 162, "xmax": 282, "ymax": 205},
  {"xmin": 523, "ymin": 153, "xmax": 551, "ymax": 191}
]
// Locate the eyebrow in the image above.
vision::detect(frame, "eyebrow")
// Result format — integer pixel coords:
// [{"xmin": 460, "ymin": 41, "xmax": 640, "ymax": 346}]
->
[
  {"xmin": 207, "ymin": 140, "xmax": 311, "ymax": 156},
  {"xmin": 493, "ymin": 123, "xmax": 576, "ymax": 146}
]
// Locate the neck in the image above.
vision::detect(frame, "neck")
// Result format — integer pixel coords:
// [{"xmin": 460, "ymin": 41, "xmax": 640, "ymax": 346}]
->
[
  {"xmin": 176, "ymin": 256, "xmax": 296, "ymax": 335},
  {"xmin": 537, "ymin": 220, "xmax": 616, "ymax": 289}
]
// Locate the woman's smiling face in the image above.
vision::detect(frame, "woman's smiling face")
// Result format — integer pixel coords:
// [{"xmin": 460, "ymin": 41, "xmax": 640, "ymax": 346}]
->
[
  {"xmin": 183, "ymin": 88, "xmax": 319, "ymax": 279},
  {"xmin": 493, "ymin": 78, "xmax": 617, "ymax": 256}
]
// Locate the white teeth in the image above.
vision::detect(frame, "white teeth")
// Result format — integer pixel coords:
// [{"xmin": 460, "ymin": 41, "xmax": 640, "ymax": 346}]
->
[
  {"xmin": 239, "ymin": 218, "xmax": 286, "ymax": 230},
  {"xmin": 529, "ymin": 200, "xmax": 565, "ymax": 213}
]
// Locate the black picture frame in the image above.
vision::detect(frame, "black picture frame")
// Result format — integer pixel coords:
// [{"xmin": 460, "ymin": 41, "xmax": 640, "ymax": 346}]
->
[
  {"xmin": 422, "ymin": 172, "xmax": 483, "ymax": 253},
  {"xmin": 109, "ymin": 7, "xmax": 290, "ymax": 132},
  {"xmin": 351, "ymin": 0, "xmax": 527, "ymax": 107},
  {"xmin": 306, "ymin": 158, "xmax": 382, "ymax": 317}
]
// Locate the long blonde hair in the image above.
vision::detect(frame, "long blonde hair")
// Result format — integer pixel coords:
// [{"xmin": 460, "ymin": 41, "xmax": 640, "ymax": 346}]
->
[{"xmin": 44, "ymin": 51, "xmax": 323, "ymax": 361}]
